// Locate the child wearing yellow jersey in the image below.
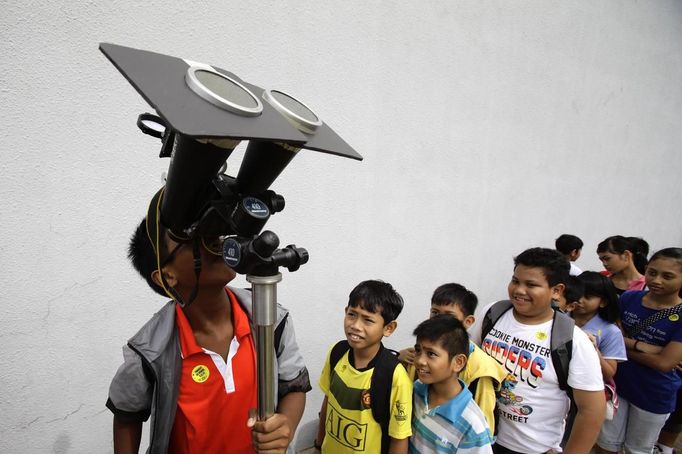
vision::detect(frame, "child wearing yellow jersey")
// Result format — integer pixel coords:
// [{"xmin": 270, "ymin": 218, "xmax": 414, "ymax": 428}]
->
[
  {"xmin": 399, "ymin": 283, "xmax": 505, "ymax": 434},
  {"xmin": 315, "ymin": 280, "xmax": 413, "ymax": 454}
]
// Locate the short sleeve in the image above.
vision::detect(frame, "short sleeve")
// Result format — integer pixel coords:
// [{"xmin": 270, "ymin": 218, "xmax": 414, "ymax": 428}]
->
[
  {"xmin": 671, "ymin": 327, "xmax": 682, "ymax": 343},
  {"xmin": 388, "ymin": 364, "xmax": 412, "ymax": 440},
  {"xmin": 598, "ymin": 324, "xmax": 627, "ymax": 361},
  {"xmin": 106, "ymin": 344, "xmax": 153, "ymax": 422},
  {"xmin": 274, "ymin": 310, "xmax": 312, "ymax": 397},
  {"xmin": 567, "ymin": 328, "xmax": 605, "ymax": 392},
  {"xmin": 619, "ymin": 291, "xmax": 634, "ymax": 311},
  {"xmin": 472, "ymin": 377, "xmax": 499, "ymax": 435},
  {"xmin": 275, "ymin": 308, "xmax": 306, "ymax": 380}
]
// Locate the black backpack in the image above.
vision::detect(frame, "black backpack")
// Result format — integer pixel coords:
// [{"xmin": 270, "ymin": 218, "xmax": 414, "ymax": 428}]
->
[
  {"xmin": 329, "ymin": 340, "xmax": 400, "ymax": 454},
  {"xmin": 481, "ymin": 300, "xmax": 574, "ymax": 393}
]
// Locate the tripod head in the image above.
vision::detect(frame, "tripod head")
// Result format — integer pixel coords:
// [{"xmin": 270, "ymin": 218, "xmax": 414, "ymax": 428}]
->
[{"xmin": 223, "ymin": 231, "xmax": 309, "ymax": 276}]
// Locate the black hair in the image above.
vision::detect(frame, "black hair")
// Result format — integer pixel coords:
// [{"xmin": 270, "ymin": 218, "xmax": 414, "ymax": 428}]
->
[
  {"xmin": 577, "ymin": 271, "xmax": 620, "ymax": 323},
  {"xmin": 649, "ymin": 247, "xmax": 682, "ymax": 265},
  {"xmin": 555, "ymin": 234, "xmax": 584, "ymax": 255},
  {"xmin": 627, "ymin": 237, "xmax": 650, "ymax": 274},
  {"xmin": 129, "ymin": 218, "xmax": 169, "ymax": 297},
  {"xmin": 348, "ymin": 280, "xmax": 404, "ymax": 324},
  {"xmin": 514, "ymin": 247, "xmax": 570, "ymax": 287},
  {"xmin": 413, "ymin": 314, "xmax": 470, "ymax": 360},
  {"xmin": 564, "ymin": 275, "xmax": 585, "ymax": 304},
  {"xmin": 431, "ymin": 283, "xmax": 478, "ymax": 317},
  {"xmin": 597, "ymin": 235, "xmax": 649, "ymax": 274}
]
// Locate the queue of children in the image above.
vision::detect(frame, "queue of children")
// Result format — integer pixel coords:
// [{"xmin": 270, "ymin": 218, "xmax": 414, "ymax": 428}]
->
[
  {"xmin": 310, "ymin": 239, "xmax": 682, "ymax": 454},
  {"xmin": 107, "ymin": 198, "xmax": 682, "ymax": 454}
]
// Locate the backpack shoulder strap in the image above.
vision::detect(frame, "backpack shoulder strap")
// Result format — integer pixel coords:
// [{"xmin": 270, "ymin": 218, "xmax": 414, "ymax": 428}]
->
[
  {"xmin": 626, "ymin": 303, "xmax": 682, "ymax": 338},
  {"xmin": 330, "ymin": 340, "xmax": 350, "ymax": 371},
  {"xmin": 482, "ymin": 300, "xmax": 514, "ymax": 341},
  {"xmin": 467, "ymin": 378, "xmax": 481, "ymax": 397},
  {"xmin": 370, "ymin": 345, "xmax": 401, "ymax": 454},
  {"xmin": 550, "ymin": 310, "xmax": 575, "ymax": 392}
]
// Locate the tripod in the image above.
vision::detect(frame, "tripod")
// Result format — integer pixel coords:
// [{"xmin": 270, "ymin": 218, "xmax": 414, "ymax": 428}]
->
[{"xmin": 224, "ymin": 230, "xmax": 308, "ymax": 419}]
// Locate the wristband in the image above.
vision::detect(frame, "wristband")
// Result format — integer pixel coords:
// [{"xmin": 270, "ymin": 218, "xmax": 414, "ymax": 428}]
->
[{"xmin": 634, "ymin": 340, "xmax": 641, "ymax": 352}]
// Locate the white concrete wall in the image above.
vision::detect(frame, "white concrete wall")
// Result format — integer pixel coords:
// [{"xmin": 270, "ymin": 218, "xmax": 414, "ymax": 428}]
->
[{"xmin": 2, "ymin": 1, "xmax": 681, "ymax": 452}]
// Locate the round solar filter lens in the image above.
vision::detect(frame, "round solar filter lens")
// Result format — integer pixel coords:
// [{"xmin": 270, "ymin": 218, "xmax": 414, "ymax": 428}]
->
[
  {"xmin": 263, "ymin": 89, "xmax": 323, "ymax": 134},
  {"xmin": 185, "ymin": 67, "xmax": 263, "ymax": 117}
]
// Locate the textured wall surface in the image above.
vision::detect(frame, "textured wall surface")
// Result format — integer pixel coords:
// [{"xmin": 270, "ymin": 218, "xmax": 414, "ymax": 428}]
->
[{"xmin": 1, "ymin": 1, "xmax": 682, "ymax": 452}]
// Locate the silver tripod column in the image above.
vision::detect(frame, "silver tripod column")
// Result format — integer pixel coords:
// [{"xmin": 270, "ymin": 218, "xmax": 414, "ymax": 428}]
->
[{"xmin": 247, "ymin": 272, "xmax": 283, "ymax": 420}]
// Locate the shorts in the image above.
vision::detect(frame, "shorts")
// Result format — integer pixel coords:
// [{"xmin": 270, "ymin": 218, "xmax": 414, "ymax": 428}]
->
[{"xmin": 597, "ymin": 395, "xmax": 669, "ymax": 454}]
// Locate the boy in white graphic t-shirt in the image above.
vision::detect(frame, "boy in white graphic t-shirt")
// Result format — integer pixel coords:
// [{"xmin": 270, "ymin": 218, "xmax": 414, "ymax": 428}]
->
[{"xmin": 481, "ymin": 248, "xmax": 604, "ymax": 454}]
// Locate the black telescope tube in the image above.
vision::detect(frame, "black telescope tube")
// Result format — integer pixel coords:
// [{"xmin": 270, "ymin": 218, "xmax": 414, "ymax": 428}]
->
[
  {"xmin": 236, "ymin": 141, "xmax": 299, "ymax": 194},
  {"xmin": 161, "ymin": 134, "xmax": 237, "ymax": 235}
]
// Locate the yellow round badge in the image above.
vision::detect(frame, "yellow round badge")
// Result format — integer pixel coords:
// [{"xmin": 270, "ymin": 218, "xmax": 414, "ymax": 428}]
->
[
  {"xmin": 536, "ymin": 331, "xmax": 548, "ymax": 341},
  {"xmin": 192, "ymin": 365, "xmax": 210, "ymax": 383},
  {"xmin": 670, "ymin": 314, "xmax": 680, "ymax": 322}
]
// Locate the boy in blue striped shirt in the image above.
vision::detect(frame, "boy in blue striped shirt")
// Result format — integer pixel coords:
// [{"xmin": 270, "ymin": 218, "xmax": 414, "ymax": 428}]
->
[{"xmin": 409, "ymin": 315, "xmax": 494, "ymax": 453}]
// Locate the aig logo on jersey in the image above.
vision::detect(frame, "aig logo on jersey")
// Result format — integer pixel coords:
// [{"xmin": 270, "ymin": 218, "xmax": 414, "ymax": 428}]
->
[{"xmin": 326, "ymin": 404, "xmax": 368, "ymax": 450}]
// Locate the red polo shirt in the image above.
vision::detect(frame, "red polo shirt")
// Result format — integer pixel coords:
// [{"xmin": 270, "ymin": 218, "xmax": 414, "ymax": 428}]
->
[{"xmin": 169, "ymin": 289, "xmax": 257, "ymax": 454}]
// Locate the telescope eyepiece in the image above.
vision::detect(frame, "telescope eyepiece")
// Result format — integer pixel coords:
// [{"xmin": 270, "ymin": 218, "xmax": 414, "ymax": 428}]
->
[{"xmin": 230, "ymin": 197, "xmax": 271, "ymax": 237}]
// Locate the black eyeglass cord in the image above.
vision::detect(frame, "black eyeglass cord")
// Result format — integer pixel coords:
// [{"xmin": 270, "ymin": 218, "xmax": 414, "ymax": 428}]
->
[{"xmin": 161, "ymin": 237, "xmax": 203, "ymax": 308}]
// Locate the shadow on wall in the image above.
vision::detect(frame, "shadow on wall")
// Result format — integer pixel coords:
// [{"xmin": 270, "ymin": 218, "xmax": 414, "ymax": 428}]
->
[
  {"xmin": 53, "ymin": 432, "xmax": 71, "ymax": 454},
  {"xmin": 294, "ymin": 419, "xmax": 317, "ymax": 453}
]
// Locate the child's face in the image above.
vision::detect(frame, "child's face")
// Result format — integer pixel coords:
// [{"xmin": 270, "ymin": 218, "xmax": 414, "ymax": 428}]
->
[
  {"xmin": 429, "ymin": 304, "xmax": 475, "ymax": 329},
  {"xmin": 413, "ymin": 338, "xmax": 466, "ymax": 385},
  {"xmin": 568, "ymin": 248, "xmax": 582, "ymax": 262},
  {"xmin": 598, "ymin": 251, "xmax": 630, "ymax": 274},
  {"xmin": 555, "ymin": 295, "xmax": 576, "ymax": 313},
  {"xmin": 573, "ymin": 295, "xmax": 604, "ymax": 317},
  {"xmin": 344, "ymin": 303, "xmax": 395, "ymax": 352},
  {"xmin": 645, "ymin": 258, "xmax": 682, "ymax": 297},
  {"xmin": 508, "ymin": 265, "xmax": 563, "ymax": 323},
  {"xmin": 157, "ymin": 234, "xmax": 236, "ymax": 289}
]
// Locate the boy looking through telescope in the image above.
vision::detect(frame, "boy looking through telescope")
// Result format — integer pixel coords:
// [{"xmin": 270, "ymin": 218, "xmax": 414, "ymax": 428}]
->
[{"xmin": 106, "ymin": 190, "xmax": 311, "ymax": 454}]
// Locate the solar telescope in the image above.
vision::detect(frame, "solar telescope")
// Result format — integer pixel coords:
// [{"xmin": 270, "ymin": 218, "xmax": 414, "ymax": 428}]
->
[{"xmin": 100, "ymin": 43, "xmax": 361, "ymax": 421}]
